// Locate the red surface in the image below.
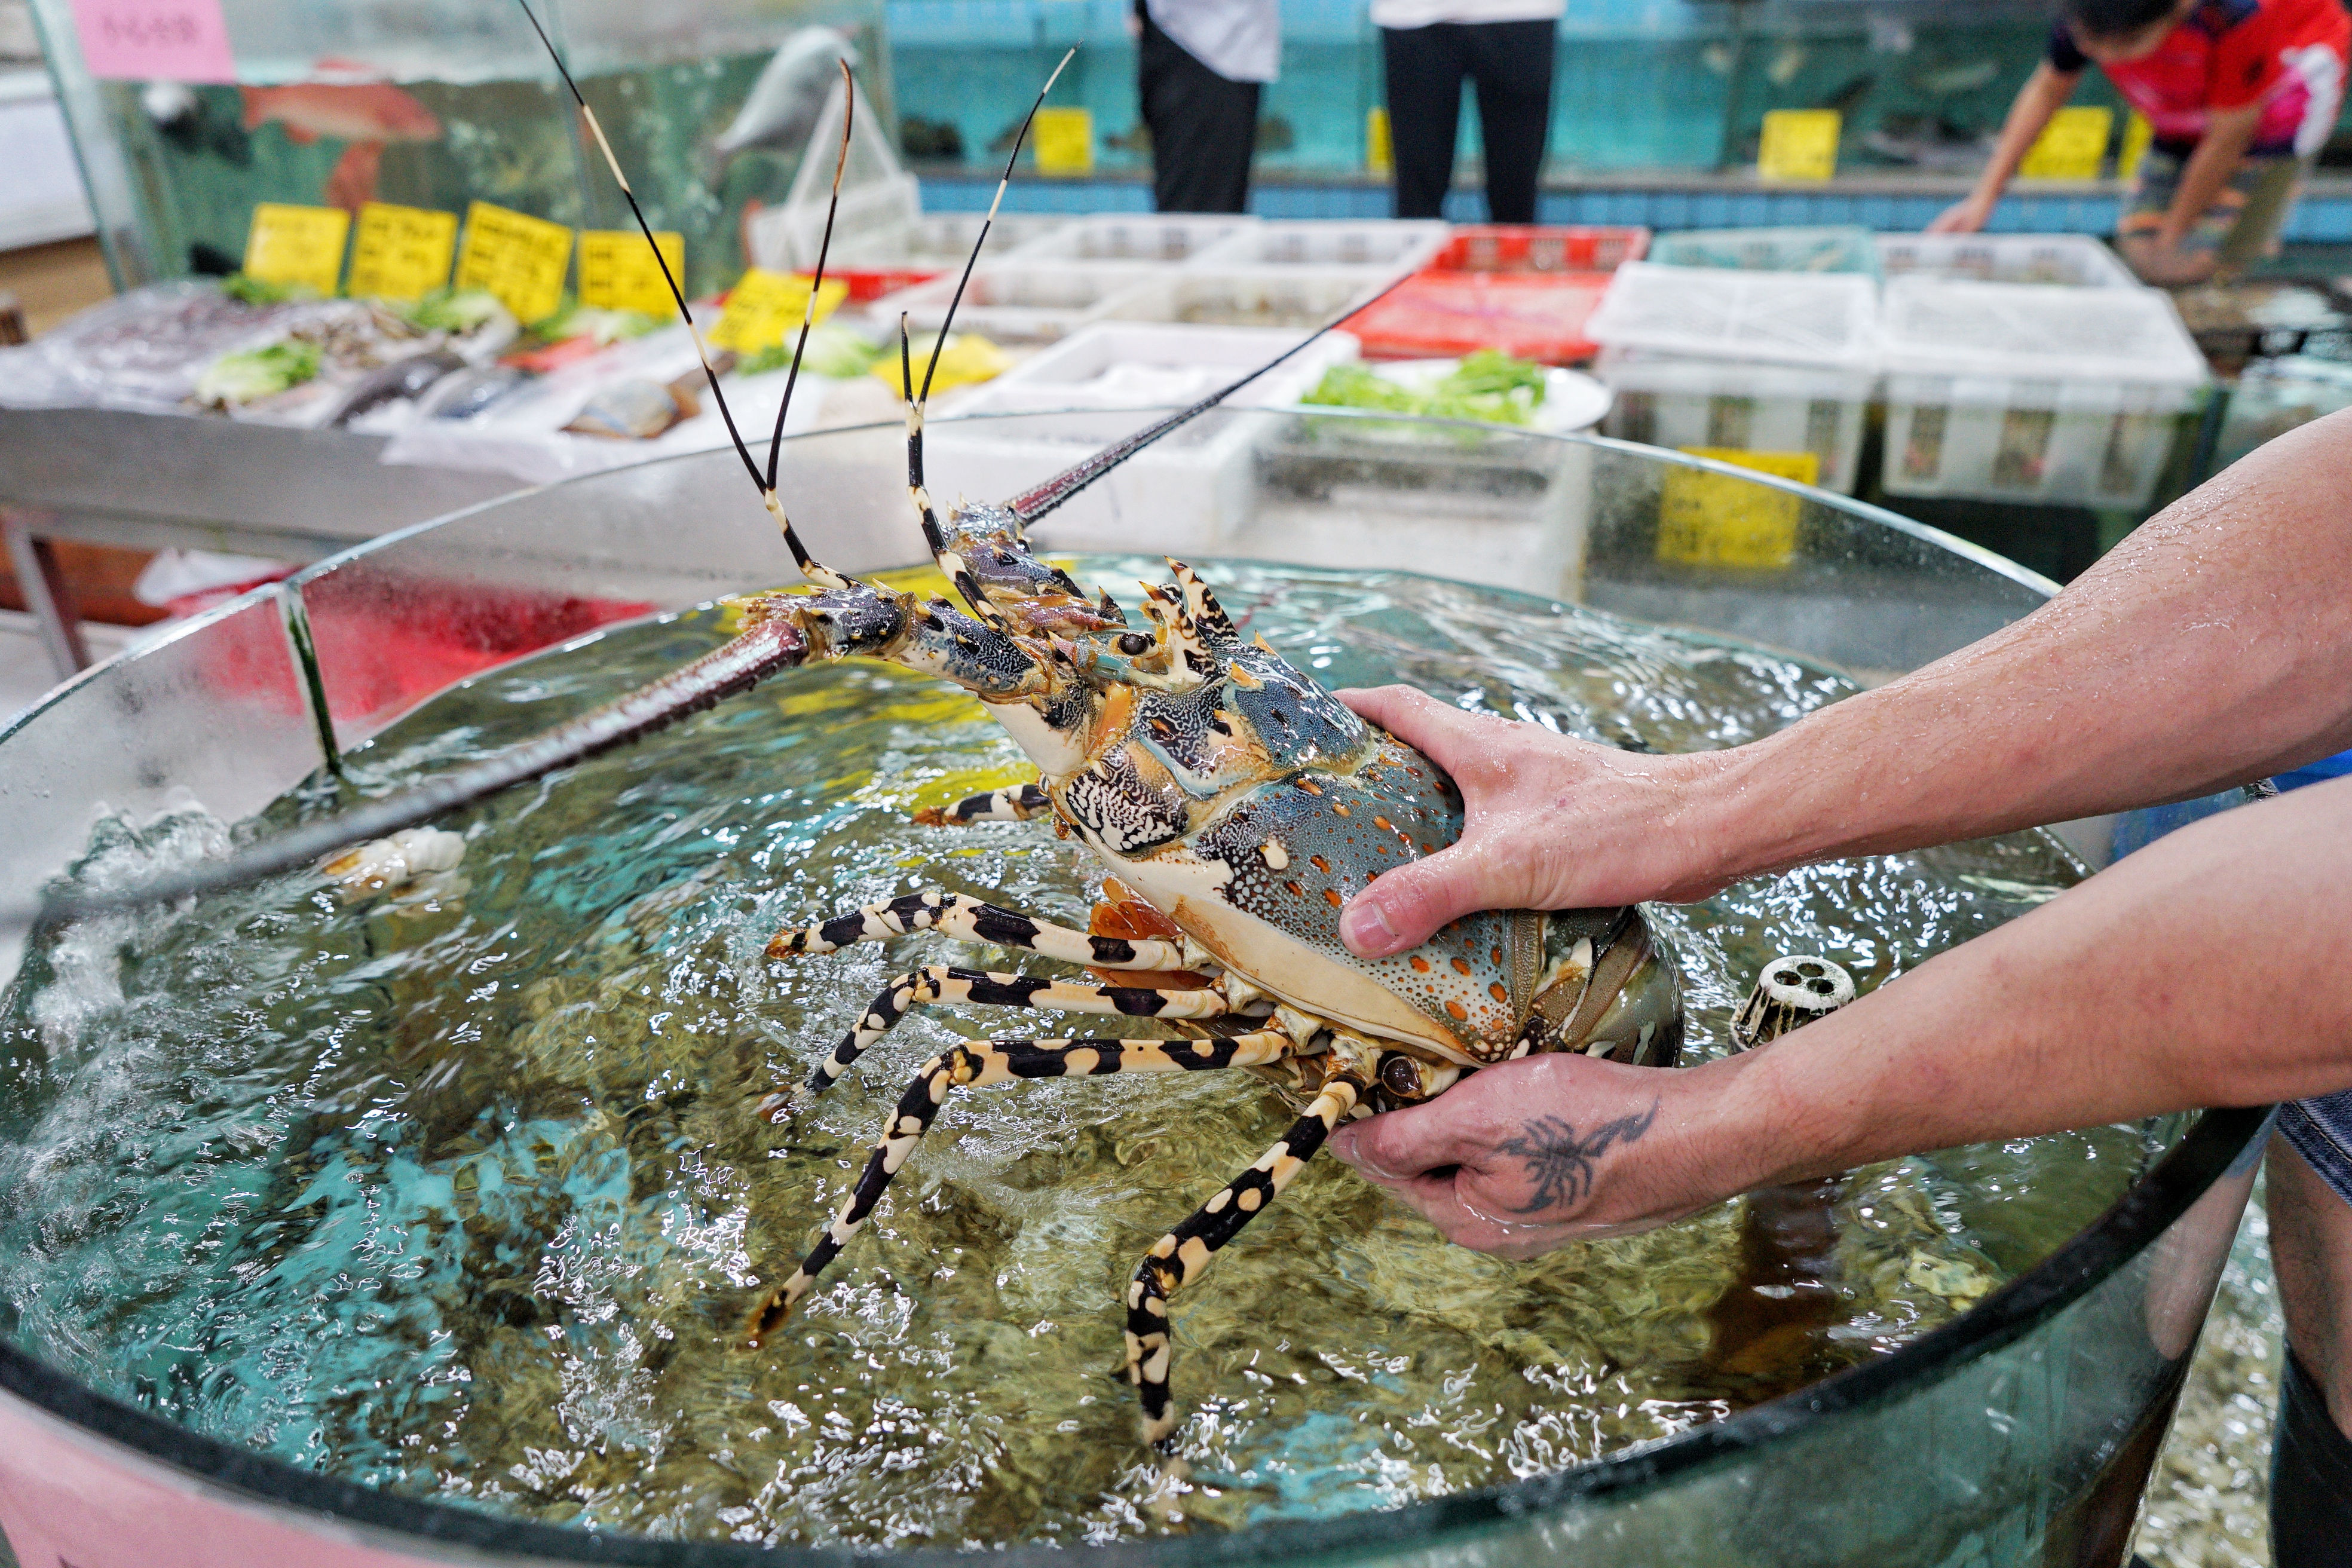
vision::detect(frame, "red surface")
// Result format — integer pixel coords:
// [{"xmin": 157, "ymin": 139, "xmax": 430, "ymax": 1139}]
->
[
  {"xmin": 298, "ymin": 572, "xmax": 654, "ymax": 742},
  {"xmin": 1343, "ymin": 270, "xmax": 1617, "ymax": 366},
  {"xmin": 1429, "ymin": 225, "xmax": 1650, "ymax": 276},
  {"xmin": 831, "ymin": 267, "xmax": 942, "ymax": 302}
]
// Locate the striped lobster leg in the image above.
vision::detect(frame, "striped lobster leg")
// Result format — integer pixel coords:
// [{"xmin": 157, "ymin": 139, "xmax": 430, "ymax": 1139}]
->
[
  {"xmin": 1125, "ymin": 1060, "xmax": 1371, "ymax": 1448},
  {"xmin": 757, "ymin": 964, "xmax": 1234, "ymax": 1119},
  {"xmin": 912, "ymin": 782, "xmax": 1051, "ymax": 826},
  {"xmin": 745, "ymin": 1029, "xmax": 1300, "ymax": 1345},
  {"xmin": 767, "ymin": 887, "xmax": 1188, "ymax": 971}
]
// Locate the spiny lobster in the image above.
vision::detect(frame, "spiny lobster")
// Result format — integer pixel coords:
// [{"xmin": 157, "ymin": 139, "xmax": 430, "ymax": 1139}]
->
[{"xmin": 43, "ymin": 2, "xmax": 1686, "ymax": 1448}]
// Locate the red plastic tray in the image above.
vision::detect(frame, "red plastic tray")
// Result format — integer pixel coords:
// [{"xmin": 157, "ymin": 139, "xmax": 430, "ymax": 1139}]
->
[
  {"xmin": 1344, "ymin": 270, "xmax": 1617, "ymax": 365},
  {"xmin": 1430, "ymin": 225, "xmax": 1650, "ymax": 275}
]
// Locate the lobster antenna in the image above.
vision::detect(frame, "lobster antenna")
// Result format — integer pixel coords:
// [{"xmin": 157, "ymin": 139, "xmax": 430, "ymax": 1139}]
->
[
  {"xmin": 511, "ymin": 0, "xmax": 846, "ymax": 587},
  {"xmin": 1007, "ymin": 270, "xmax": 1418, "ymax": 525},
  {"xmin": 916, "ymin": 47, "xmax": 1073, "ymax": 409},
  {"xmin": 765, "ymin": 60, "xmax": 853, "ymax": 492}
]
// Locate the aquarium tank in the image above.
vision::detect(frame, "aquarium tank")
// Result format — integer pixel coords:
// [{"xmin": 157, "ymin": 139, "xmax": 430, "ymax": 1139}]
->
[{"xmin": 28, "ymin": 0, "xmax": 895, "ymax": 298}]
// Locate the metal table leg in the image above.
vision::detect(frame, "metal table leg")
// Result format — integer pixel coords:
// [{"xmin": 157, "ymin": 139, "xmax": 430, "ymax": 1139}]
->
[{"xmin": 2, "ymin": 511, "xmax": 91, "ymax": 679}]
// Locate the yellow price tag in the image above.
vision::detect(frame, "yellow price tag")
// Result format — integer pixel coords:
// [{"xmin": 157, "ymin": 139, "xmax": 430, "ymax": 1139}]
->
[
  {"xmin": 579, "ymin": 229, "xmax": 684, "ymax": 316},
  {"xmin": 346, "ymin": 202, "xmax": 458, "ymax": 301},
  {"xmin": 2119, "ymin": 111, "xmax": 2154, "ymax": 179},
  {"xmin": 709, "ymin": 268, "xmax": 847, "ymax": 356},
  {"xmin": 1367, "ymin": 107, "xmax": 1394, "ymax": 176},
  {"xmin": 2019, "ymin": 106, "xmax": 2113, "ymax": 181},
  {"xmin": 243, "ymin": 203, "xmax": 350, "ymax": 296},
  {"xmin": 1033, "ymin": 106, "xmax": 1094, "ymax": 176},
  {"xmin": 1658, "ymin": 448, "xmax": 1821, "ymax": 569},
  {"xmin": 454, "ymin": 201, "xmax": 574, "ymax": 326},
  {"xmin": 1757, "ymin": 109, "xmax": 1840, "ymax": 182}
]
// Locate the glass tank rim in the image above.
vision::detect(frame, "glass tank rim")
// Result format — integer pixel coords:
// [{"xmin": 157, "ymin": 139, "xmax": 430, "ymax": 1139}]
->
[{"xmin": 0, "ymin": 407, "xmax": 2215, "ymax": 1558}]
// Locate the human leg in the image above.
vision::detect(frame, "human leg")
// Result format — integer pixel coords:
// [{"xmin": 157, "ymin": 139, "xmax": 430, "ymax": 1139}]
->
[
  {"xmin": 1138, "ymin": 5, "xmax": 1261, "ymax": 213},
  {"xmin": 2265, "ymin": 1120, "xmax": 2352, "ymax": 1563},
  {"xmin": 1463, "ymin": 18, "xmax": 1557, "ymax": 224},
  {"xmin": 1381, "ymin": 23, "xmax": 1466, "ymax": 219}
]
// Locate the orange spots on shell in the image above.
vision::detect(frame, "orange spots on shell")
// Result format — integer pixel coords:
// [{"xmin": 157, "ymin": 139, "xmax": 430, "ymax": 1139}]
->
[
  {"xmin": 1332, "ymin": 803, "xmax": 1350, "ymax": 816},
  {"xmin": 1310, "ymin": 855, "xmax": 1331, "ymax": 874},
  {"xmin": 1489, "ymin": 982, "xmax": 1508, "ymax": 1004},
  {"xmin": 1492, "ymin": 947, "xmax": 1505, "ymax": 966},
  {"xmin": 1451, "ymin": 957, "xmax": 1472, "ymax": 976},
  {"xmin": 1284, "ymin": 881, "xmax": 1304, "ymax": 897},
  {"xmin": 1299, "ymin": 779, "xmax": 1323, "ymax": 795},
  {"xmin": 1323, "ymin": 889, "xmax": 1343, "ymax": 907},
  {"xmin": 1445, "ymin": 1000, "xmax": 1468, "ymax": 1021},
  {"xmin": 1374, "ymin": 816, "xmax": 1394, "ymax": 832},
  {"xmin": 1410, "ymin": 957, "xmax": 1431, "ymax": 973}
]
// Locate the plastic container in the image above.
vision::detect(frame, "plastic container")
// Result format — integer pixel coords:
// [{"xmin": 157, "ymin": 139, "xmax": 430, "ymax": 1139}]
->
[
  {"xmin": 1003, "ymin": 213, "xmax": 1257, "ymax": 264},
  {"xmin": 868, "ymin": 261, "xmax": 1169, "ymax": 344},
  {"xmin": 1875, "ymin": 233, "xmax": 2140, "ymax": 289},
  {"xmin": 1587, "ymin": 263, "xmax": 1879, "ymax": 370},
  {"xmin": 1196, "ymin": 219, "xmax": 1451, "ymax": 273},
  {"xmin": 2212, "ymin": 353, "xmax": 2352, "ymax": 471},
  {"xmin": 1878, "ymin": 275, "xmax": 2210, "ymax": 507},
  {"xmin": 1429, "ymin": 225, "xmax": 1650, "ymax": 275},
  {"xmin": 1105, "ymin": 268, "xmax": 1392, "ymax": 332},
  {"xmin": 1597, "ymin": 348, "xmax": 1875, "ymax": 493},
  {"xmin": 1649, "ymin": 225, "xmax": 1881, "ymax": 276},
  {"xmin": 1344, "ymin": 271, "xmax": 1616, "ymax": 364},
  {"xmin": 929, "ymin": 321, "xmax": 1361, "ymax": 555}
]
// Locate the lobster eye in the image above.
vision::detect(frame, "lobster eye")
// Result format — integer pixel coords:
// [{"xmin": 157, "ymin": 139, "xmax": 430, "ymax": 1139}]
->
[
  {"xmin": 1379, "ymin": 1054, "xmax": 1423, "ymax": 1100},
  {"xmin": 1116, "ymin": 632, "xmax": 1152, "ymax": 656}
]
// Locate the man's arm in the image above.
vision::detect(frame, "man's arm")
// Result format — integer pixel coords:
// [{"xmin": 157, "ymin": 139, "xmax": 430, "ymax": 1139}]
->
[
  {"xmin": 1337, "ymin": 405, "xmax": 2352, "ymax": 959},
  {"xmin": 1928, "ymin": 61, "xmax": 2081, "ymax": 234},
  {"xmin": 2124, "ymin": 99, "xmax": 2265, "ymax": 282},
  {"xmin": 1327, "ymin": 777, "xmax": 2352, "ymax": 1253}
]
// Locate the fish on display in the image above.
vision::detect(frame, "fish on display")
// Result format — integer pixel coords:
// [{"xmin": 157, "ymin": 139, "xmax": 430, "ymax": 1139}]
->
[
  {"xmin": 563, "ymin": 372, "xmax": 703, "ymax": 440},
  {"xmin": 1909, "ymin": 57, "xmax": 2001, "ymax": 96},
  {"xmin": 419, "ymin": 365, "xmax": 531, "ymax": 421},
  {"xmin": 327, "ymin": 350, "xmax": 467, "ymax": 427},
  {"xmin": 1864, "ymin": 114, "xmax": 1994, "ymax": 172},
  {"xmin": 239, "ymin": 60, "xmax": 444, "ymax": 212},
  {"xmin": 710, "ymin": 27, "xmax": 860, "ymax": 172}
]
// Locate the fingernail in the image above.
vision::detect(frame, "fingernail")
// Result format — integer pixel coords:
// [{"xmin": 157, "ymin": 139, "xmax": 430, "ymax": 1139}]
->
[
  {"xmin": 1340, "ymin": 898, "xmax": 1399, "ymax": 957},
  {"xmin": 1326, "ymin": 1126, "xmax": 1358, "ymax": 1165}
]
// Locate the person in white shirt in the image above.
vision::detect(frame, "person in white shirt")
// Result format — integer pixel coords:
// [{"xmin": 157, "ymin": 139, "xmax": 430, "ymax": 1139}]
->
[
  {"xmin": 1374, "ymin": 0, "xmax": 1565, "ymax": 222},
  {"xmin": 1137, "ymin": 0, "xmax": 1279, "ymax": 212}
]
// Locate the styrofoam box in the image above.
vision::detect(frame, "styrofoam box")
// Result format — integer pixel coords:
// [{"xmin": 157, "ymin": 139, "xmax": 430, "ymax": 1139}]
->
[
  {"xmin": 1104, "ymin": 268, "xmax": 1393, "ymax": 332},
  {"xmin": 828, "ymin": 211, "xmax": 1075, "ymax": 268},
  {"xmin": 1877, "ymin": 276, "xmax": 2210, "ymax": 507},
  {"xmin": 927, "ymin": 323, "xmax": 1361, "ymax": 556},
  {"xmin": 1594, "ymin": 348, "xmax": 1875, "ymax": 494},
  {"xmin": 871, "ymin": 261, "xmax": 1171, "ymax": 344},
  {"xmin": 1196, "ymin": 219, "xmax": 1450, "ymax": 273},
  {"xmin": 1003, "ymin": 213, "xmax": 1257, "ymax": 264},
  {"xmin": 1587, "ymin": 264, "xmax": 1878, "ymax": 369},
  {"xmin": 1875, "ymin": 233, "xmax": 2141, "ymax": 289}
]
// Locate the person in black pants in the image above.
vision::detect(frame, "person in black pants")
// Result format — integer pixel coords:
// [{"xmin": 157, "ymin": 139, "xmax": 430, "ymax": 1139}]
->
[
  {"xmin": 1380, "ymin": 16, "xmax": 1558, "ymax": 222},
  {"xmin": 1137, "ymin": 0, "xmax": 1271, "ymax": 214}
]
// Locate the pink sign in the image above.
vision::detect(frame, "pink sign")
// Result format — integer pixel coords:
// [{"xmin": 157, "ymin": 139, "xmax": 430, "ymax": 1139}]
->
[{"xmin": 69, "ymin": 0, "xmax": 238, "ymax": 84}]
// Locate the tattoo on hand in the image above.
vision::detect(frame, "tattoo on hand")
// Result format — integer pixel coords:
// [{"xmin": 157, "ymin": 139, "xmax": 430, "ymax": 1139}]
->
[{"xmin": 1497, "ymin": 1101, "xmax": 1660, "ymax": 1213}]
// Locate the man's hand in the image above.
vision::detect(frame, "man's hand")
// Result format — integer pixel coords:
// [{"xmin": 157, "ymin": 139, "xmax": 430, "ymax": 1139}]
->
[
  {"xmin": 1334, "ymin": 686, "xmax": 1728, "ymax": 958},
  {"xmin": 1325, "ymin": 1053, "xmax": 1746, "ymax": 1257},
  {"xmin": 1926, "ymin": 194, "xmax": 1994, "ymax": 235}
]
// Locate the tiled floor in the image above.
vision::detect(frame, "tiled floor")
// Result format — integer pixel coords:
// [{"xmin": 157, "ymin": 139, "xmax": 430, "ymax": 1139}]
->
[{"xmin": 0, "ymin": 608, "xmax": 134, "ymax": 727}]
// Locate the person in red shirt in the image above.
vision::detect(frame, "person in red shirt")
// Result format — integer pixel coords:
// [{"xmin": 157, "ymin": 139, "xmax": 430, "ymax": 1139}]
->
[{"xmin": 1930, "ymin": 0, "xmax": 2350, "ymax": 284}]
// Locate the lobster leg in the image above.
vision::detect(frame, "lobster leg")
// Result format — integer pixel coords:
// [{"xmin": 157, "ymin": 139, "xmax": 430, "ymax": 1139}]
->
[
  {"xmin": 1125, "ymin": 1062, "xmax": 1371, "ymax": 1448},
  {"xmin": 912, "ymin": 782, "xmax": 1051, "ymax": 826},
  {"xmin": 771, "ymin": 964, "xmax": 1235, "ymax": 1114},
  {"xmin": 767, "ymin": 887, "xmax": 1187, "ymax": 970},
  {"xmin": 745, "ymin": 1029, "xmax": 1299, "ymax": 1344}
]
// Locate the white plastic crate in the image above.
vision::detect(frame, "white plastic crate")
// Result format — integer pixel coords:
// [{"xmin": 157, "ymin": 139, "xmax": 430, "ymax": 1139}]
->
[
  {"xmin": 1877, "ymin": 276, "xmax": 2210, "ymax": 507},
  {"xmin": 743, "ymin": 76, "xmax": 923, "ymax": 271},
  {"xmin": 2213, "ymin": 355, "xmax": 2352, "ymax": 471},
  {"xmin": 1595, "ymin": 348, "xmax": 1874, "ymax": 494},
  {"xmin": 1105, "ymin": 268, "xmax": 1391, "ymax": 332},
  {"xmin": 869, "ymin": 261, "xmax": 1170, "ymax": 344},
  {"xmin": 1196, "ymin": 219, "xmax": 1450, "ymax": 273},
  {"xmin": 827, "ymin": 211, "xmax": 1074, "ymax": 269},
  {"xmin": 928, "ymin": 322, "xmax": 1360, "ymax": 556},
  {"xmin": 1587, "ymin": 264, "xmax": 1878, "ymax": 369},
  {"xmin": 1003, "ymin": 213, "xmax": 1257, "ymax": 264},
  {"xmin": 1875, "ymin": 233, "xmax": 2141, "ymax": 289}
]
